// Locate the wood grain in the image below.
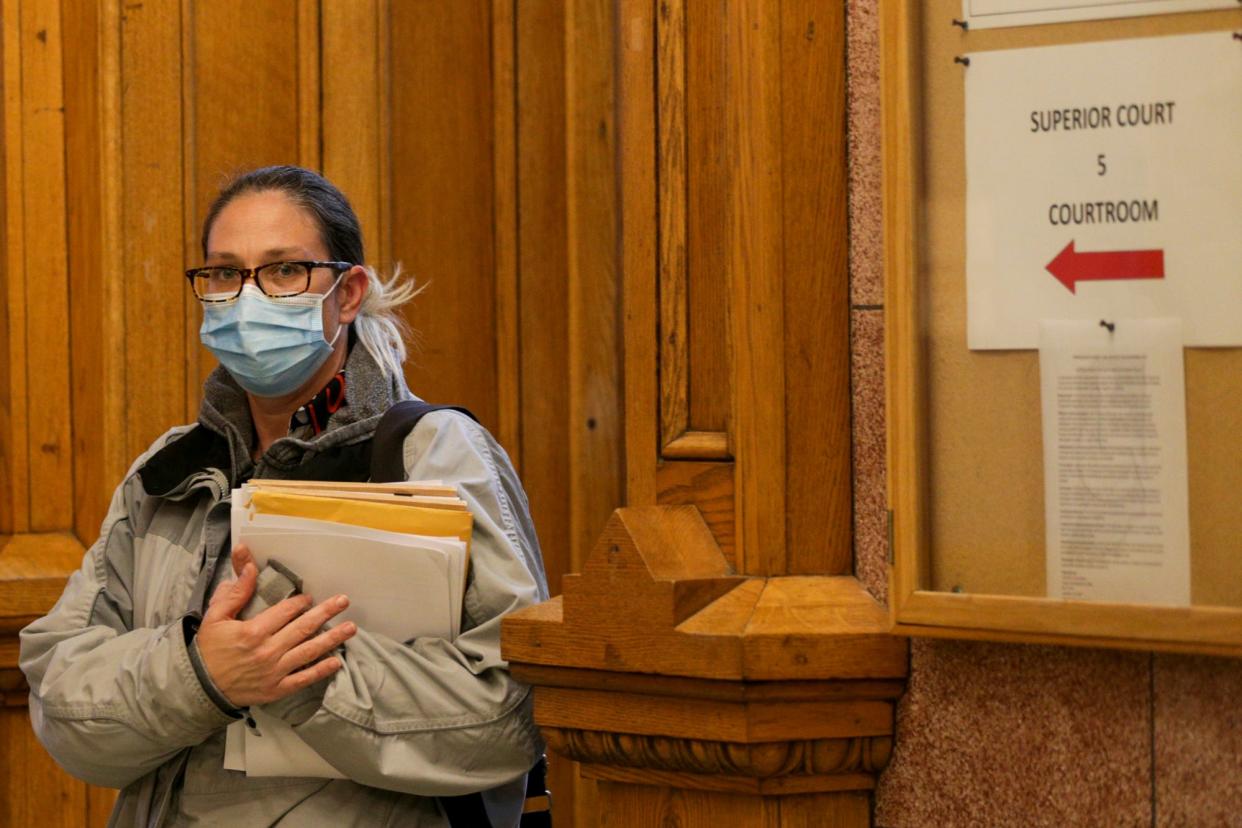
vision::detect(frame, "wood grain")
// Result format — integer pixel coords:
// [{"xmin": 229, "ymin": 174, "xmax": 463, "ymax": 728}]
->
[
  {"xmin": 684, "ymin": 0, "xmax": 731, "ymax": 436},
  {"xmin": 0, "ymin": 532, "xmax": 83, "ymax": 619},
  {"xmin": 63, "ymin": 0, "xmax": 123, "ymax": 543},
  {"xmin": 21, "ymin": 0, "xmax": 72, "ymax": 533},
  {"xmin": 503, "ymin": 507, "xmax": 908, "ymax": 681},
  {"xmin": 656, "ymin": 0, "xmax": 689, "ymax": 448},
  {"xmin": 121, "ymin": 0, "xmax": 185, "ymax": 460},
  {"xmin": 296, "ymin": 0, "xmax": 322, "ymax": 172},
  {"xmin": 661, "ymin": 430, "xmax": 730, "ymax": 460},
  {"xmin": 515, "ymin": 0, "xmax": 570, "ymax": 594},
  {"xmin": 0, "ymin": 0, "xmax": 29, "ymax": 535},
  {"xmin": 390, "ymin": 1, "xmax": 499, "ymax": 429},
  {"xmin": 589, "ymin": 764, "xmax": 876, "ymax": 797},
  {"xmin": 881, "ymin": 0, "xmax": 927, "ymax": 612},
  {"xmin": 781, "ymin": 0, "xmax": 852, "ymax": 575},
  {"xmin": 1, "ymin": 705, "xmax": 86, "ymax": 828},
  {"xmin": 492, "ymin": 0, "xmax": 520, "ymax": 462},
  {"xmin": 567, "ymin": 0, "xmax": 624, "ymax": 576},
  {"xmin": 597, "ymin": 781, "xmax": 779, "ymax": 827},
  {"xmin": 619, "ymin": 0, "xmax": 658, "ymax": 507},
  {"xmin": 656, "ymin": 459, "xmax": 735, "ymax": 567},
  {"xmin": 726, "ymin": 0, "xmax": 786, "ymax": 577},
  {"xmin": 323, "ymin": 0, "xmax": 382, "ymax": 264},
  {"xmin": 535, "ymin": 688, "xmax": 892, "ymax": 741}
]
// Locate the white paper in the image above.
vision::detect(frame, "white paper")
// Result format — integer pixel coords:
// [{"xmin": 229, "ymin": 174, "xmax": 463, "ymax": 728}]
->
[
  {"xmin": 963, "ymin": 0, "xmax": 1235, "ymax": 30},
  {"xmin": 1039, "ymin": 318, "xmax": 1190, "ymax": 605},
  {"xmin": 965, "ymin": 33, "xmax": 1242, "ymax": 349},
  {"xmin": 225, "ymin": 493, "xmax": 468, "ymax": 777},
  {"xmin": 244, "ymin": 710, "xmax": 344, "ymax": 778}
]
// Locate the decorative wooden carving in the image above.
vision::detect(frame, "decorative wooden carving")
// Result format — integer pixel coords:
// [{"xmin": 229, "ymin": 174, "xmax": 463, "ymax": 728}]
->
[{"xmin": 544, "ymin": 728, "xmax": 893, "ymax": 778}]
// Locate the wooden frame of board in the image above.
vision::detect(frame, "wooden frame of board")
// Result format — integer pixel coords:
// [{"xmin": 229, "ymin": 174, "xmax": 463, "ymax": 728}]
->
[{"xmin": 881, "ymin": 0, "xmax": 1242, "ymax": 657}]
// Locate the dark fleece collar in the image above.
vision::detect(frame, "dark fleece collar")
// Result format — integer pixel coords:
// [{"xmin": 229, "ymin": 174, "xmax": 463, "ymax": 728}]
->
[{"xmin": 138, "ymin": 342, "xmax": 413, "ymax": 496}]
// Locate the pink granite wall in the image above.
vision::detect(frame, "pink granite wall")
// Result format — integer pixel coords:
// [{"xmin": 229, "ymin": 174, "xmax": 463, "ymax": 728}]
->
[{"xmin": 844, "ymin": 2, "xmax": 1242, "ymax": 824}]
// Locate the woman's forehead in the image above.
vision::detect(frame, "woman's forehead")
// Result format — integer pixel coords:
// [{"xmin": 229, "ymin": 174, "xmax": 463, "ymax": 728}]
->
[{"xmin": 206, "ymin": 189, "xmax": 325, "ymax": 259}]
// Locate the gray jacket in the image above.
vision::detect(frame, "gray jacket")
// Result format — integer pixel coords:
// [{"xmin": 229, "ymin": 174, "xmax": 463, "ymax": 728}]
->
[{"xmin": 19, "ymin": 344, "xmax": 549, "ymax": 826}]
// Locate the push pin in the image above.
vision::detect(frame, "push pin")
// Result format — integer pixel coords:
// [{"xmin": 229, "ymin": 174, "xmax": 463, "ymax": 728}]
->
[
  {"xmin": 951, "ymin": 18, "xmax": 969, "ymax": 30},
  {"xmin": 954, "ymin": 55, "xmax": 971, "ymax": 67},
  {"xmin": 1099, "ymin": 319, "xmax": 1115, "ymax": 333}
]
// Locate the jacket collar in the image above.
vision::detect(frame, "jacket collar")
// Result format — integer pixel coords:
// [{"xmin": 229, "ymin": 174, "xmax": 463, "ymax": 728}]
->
[{"xmin": 138, "ymin": 341, "xmax": 412, "ymax": 497}]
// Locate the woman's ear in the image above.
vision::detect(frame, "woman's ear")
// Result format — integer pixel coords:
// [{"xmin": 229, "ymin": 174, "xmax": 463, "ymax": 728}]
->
[{"xmin": 337, "ymin": 266, "xmax": 369, "ymax": 324}]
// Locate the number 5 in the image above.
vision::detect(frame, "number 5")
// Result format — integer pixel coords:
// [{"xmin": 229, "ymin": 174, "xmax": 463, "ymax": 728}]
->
[{"xmin": 1097, "ymin": 154, "xmax": 1107, "ymax": 176}]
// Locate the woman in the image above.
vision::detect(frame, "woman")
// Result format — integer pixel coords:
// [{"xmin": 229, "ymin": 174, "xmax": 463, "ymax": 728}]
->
[{"xmin": 20, "ymin": 166, "xmax": 549, "ymax": 826}]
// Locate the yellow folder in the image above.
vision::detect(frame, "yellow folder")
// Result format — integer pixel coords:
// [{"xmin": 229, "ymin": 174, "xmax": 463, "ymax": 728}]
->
[{"xmin": 248, "ymin": 490, "xmax": 473, "ymax": 546}]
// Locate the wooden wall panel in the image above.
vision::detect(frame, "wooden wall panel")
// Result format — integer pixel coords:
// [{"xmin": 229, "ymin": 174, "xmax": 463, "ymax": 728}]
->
[
  {"xmin": 64, "ymin": 0, "xmax": 122, "ymax": 542},
  {"xmin": 684, "ymin": 0, "xmax": 731, "ymax": 438},
  {"xmin": 516, "ymin": 0, "xmax": 570, "ymax": 592},
  {"xmin": 187, "ymin": 0, "xmax": 305, "ymax": 399},
  {"xmin": 726, "ymin": 0, "xmax": 787, "ymax": 576},
  {"xmin": 322, "ymin": 0, "xmax": 385, "ymax": 272},
  {"xmin": 389, "ymin": 1, "xmax": 499, "ymax": 432},
  {"xmin": 1, "ymin": 0, "xmax": 29, "ymax": 534},
  {"xmin": 781, "ymin": 0, "xmax": 852, "ymax": 575},
  {"xmin": 0, "ymin": 705, "xmax": 85, "ymax": 828},
  {"xmin": 120, "ymin": 1, "xmax": 185, "ymax": 461},
  {"xmin": 19, "ymin": 0, "xmax": 71, "ymax": 532},
  {"xmin": 657, "ymin": 0, "xmax": 689, "ymax": 448}
]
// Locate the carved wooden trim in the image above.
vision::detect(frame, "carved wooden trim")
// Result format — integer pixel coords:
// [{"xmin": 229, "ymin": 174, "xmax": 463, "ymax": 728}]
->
[
  {"xmin": 545, "ymin": 727, "xmax": 893, "ymax": 779},
  {"xmin": 661, "ymin": 431, "xmax": 731, "ymax": 460}
]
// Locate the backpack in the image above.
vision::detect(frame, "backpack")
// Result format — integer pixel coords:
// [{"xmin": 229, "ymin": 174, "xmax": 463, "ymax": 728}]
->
[{"xmin": 371, "ymin": 401, "xmax": 552, "ymax": 828}]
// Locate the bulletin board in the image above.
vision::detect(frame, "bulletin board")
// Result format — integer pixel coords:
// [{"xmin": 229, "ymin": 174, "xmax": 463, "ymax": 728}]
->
[{"xmin": 882, "ymin": 0, "xmax": 1242, "ymax": 654}]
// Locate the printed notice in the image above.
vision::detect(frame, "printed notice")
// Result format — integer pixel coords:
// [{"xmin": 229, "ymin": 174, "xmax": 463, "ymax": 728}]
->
[
  {"xmin": 963, "ymin": 0, "xmax": 1235, "ymax": 30},
  {"xmin": 1040, "ymin": 319, "xmax": 1190, "ymax": 606},
  {"xmin": 965, "ymin": 33, "xmax": 1242, "ymax": 349}
]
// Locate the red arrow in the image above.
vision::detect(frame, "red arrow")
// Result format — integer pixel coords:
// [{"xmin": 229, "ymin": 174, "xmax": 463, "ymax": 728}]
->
[{"xmin": 1046, "ymin": 240, "xmax": 1165, "ymax": 294}]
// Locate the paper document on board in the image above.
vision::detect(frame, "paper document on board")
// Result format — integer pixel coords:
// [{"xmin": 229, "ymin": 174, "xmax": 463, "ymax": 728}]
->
[
  {"xmin": 223, "ymin": 482, "xmax": 471, "ymax": 777},
  {"xmin": 1039, "ymin": 319, "xmax": 1190, "ymax": 605}
]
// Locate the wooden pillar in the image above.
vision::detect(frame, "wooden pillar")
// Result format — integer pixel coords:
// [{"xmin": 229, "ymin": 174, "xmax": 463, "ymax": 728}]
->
[{"xmin": 503, "ymin": 1, "xmax": 908, "ymax": 824}]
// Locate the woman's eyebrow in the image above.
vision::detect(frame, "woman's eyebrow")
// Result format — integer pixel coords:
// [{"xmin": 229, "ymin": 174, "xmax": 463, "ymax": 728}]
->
[{"xmin": 204, "ymin": 247, "xmax": 308, "ymax": 264}]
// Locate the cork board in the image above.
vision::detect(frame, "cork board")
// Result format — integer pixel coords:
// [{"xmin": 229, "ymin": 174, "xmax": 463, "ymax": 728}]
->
[{"xmin": 907, "ymin": 4, "xmax": 1242, "ymax": 607}]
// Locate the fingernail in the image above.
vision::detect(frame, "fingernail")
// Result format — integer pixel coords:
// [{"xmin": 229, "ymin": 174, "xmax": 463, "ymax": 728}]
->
[{"xmin": 336, "ymin": 595, "xmax": 349, "ymax": 608}]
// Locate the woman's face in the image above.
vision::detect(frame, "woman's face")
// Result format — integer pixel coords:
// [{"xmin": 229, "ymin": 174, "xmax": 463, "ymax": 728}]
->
[{"xmin": 202, "ymin": 188, "xmax": 367, "ymax": 400}]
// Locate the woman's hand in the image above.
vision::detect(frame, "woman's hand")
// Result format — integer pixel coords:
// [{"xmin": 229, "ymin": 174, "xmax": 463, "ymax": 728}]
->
[{"xmin": 196, "ymin": 544, "xmax": 357, "ymax": 708}]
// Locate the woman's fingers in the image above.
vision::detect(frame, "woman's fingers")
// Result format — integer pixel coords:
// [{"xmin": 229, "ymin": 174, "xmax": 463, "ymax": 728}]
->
[
  {"xmin": 249, "ymin": 592, "xmax": 315, "ymax": 635},
  {"xmin": 269, "ymin": 594, "xmax": 351, "ymax": 651},
  {"xmin": 231, "ymin": 544, "xmax": 252, "ymax": 577},
  {"xmin": 278, "ymin": 621, "xmax": 357, "ymax": 673},
  {"xmin": 276, "ymin": 655, "xmax": 346, "ymax": 696},
  {"xmin": 203, "ymin": 561, "xmax": 258, "ymax": 622}
]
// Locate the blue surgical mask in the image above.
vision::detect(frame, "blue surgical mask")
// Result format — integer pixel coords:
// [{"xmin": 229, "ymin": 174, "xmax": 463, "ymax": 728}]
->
[{"xmin": 200, "ymin": 280, "xmax": 344, "ymax": 398}]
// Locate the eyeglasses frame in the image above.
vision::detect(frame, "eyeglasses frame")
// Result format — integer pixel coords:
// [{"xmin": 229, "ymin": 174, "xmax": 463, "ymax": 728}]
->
[{"xmin": 185, "ymin": 260, "xmax": 354, "ymax": 303}]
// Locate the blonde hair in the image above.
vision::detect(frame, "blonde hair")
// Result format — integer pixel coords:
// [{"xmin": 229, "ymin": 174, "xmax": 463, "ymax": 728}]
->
[{"xmin": 354, "ymin": 263, "xmax": 424, "ymax": 380}]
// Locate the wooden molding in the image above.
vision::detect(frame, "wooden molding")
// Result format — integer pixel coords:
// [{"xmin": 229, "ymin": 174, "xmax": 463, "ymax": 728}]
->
[
  {"xmin": 661, "ymin": 431, "xmax": 731, "ymax": 461},
  {"xmin": 546, "ymin": 727, "xmax": 890, "ymax": 786},
  {"xmin": 504, "ymin": 506, "xmax": 906, "ymax": 682},
  {"xmin": 501, "ymin": 506, "xmax": 908, "ymax": 798},
  {"xmin": 0, "ymin": 533, "xmax": 85, "ymax": 621}
]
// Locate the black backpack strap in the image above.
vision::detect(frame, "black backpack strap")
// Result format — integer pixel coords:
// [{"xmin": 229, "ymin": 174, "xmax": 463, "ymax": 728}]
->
[{"xmin": 369, "ymin": 401, "xmax": 478, "ymax": 483}]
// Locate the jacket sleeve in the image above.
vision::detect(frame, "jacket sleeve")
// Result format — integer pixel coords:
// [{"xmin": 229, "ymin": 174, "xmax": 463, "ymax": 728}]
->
[
  {"xmin": 262, "ymin": 411, "xmax": 551, "ymax": 796},
  {"xmin": 18, "ymin": 430, "xmax": 239, "ymax": 789}
]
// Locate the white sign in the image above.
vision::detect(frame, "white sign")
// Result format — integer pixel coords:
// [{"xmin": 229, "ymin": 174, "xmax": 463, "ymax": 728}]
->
[
  {"xmin": 964, "ymin": 0, "xmax": 1237, "ymax": 30},
  {"xmin": 1040, "ymin": 319, "xmax": 1190, "ymax": 606},
  {"xmin": 965, "ymin": 33, "xmax": 1242, "ymax": 350}
]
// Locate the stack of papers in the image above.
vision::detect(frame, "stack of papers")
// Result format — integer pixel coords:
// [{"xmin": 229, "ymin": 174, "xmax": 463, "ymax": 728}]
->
[{"xmin": 222, "ymin": 479, "xmax": 473, "ymax": 778}]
